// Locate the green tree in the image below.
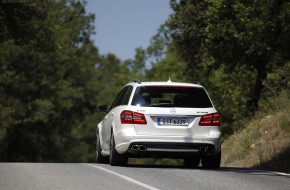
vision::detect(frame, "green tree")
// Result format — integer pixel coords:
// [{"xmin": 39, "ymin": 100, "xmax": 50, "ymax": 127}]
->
[
  {"xmin": 167, "ymin": 0, "xmax": 290, "ymax": 132},
  {"xmin": 0, "ymin": 0, "xmax": 100, "ymax": 162},
  {"xmin": 126, "ymin": 24, "xmax": 189, "ymax": 82},
  {"xmin": 264, "ymin": 62, "xmax": 290, "ymax": 94},
  {"xmin": 96, "ymin": 53, "xmax": 133, "ymax": 105},
  {"xmin": 146, "ymin": 49, "xmax": 189, "ymax": 82}
]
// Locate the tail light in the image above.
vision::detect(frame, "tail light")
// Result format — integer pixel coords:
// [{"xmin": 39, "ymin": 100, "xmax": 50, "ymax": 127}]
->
[
  {"xmin": 120, "ymin": 110, "xmax": 147, "ymax": 124},
  {"xmin": 199, "ymin": 113, "xmax": 220, "ymax": 126},
  {"xmin": 120, "ymin": 111, "xmax": 133, "ymax": 124}
]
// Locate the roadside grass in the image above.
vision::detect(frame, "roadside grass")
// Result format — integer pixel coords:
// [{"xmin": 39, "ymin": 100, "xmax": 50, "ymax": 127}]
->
[{"xmin": 222, "ymin": 91, "xmax": 290, "ymax": 173}]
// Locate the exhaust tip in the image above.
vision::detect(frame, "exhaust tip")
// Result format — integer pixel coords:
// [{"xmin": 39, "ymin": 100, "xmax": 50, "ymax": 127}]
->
[
  {"xmin": 131, "ymin": 145, "xmax": 139, "ymax": 151},
  {"xmin": 199, "ymin": 147, "xmax": 206, "ymax": 153},
  {"xmin": 138, "ymin": 145, "xmax": 147, "ymax": 151},
  {"xmin": 206, "ymin": 147, "xmax": 214, "ymax": 152},
  {"xmin": 199, "ymin": 146, "xmax": 215, "ymax": 153}
]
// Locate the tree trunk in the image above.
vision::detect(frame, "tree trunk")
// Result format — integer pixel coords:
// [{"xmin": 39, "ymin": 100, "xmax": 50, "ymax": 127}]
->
[{"xmin": 247, "ymin": 64, "xmax": 267, "ymax": 115}]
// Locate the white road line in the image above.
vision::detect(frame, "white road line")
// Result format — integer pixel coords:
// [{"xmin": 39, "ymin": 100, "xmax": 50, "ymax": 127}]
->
[
  {"xmin": 86, "ymin": 164, "xmax": 160, "ymax": 190},
  {"xmin": 273, "ymin": 172, "xmax": 290, "ymax": 176},
  {"xmin": 227, "ymin": 166, "xmax": 290, "ymax": 176}
]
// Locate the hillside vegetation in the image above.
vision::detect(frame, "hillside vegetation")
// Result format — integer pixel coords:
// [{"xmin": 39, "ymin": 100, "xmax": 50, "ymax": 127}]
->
[{"xmin": 222, "ymin": 91, "xmax": 290, "ymax": 173}]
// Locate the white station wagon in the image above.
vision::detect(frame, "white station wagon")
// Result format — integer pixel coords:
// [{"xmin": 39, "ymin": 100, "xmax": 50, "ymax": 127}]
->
[{"xmin": 96, "ymin": 80, "xmax": 221, "ymax": 168}]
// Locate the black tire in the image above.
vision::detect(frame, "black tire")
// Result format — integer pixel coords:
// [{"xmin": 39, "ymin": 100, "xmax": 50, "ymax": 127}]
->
[
  {"xmin": 109, "ymin": 134, "xmax": 128, "ymax": 166},
  {"xmin": 96, "ymin": 134, "xmax": 109, "ymax": 163},
  {"xmin": 184, "ymin": 157, "xmax": 200, "ymax": 168},
  {"xmin": 201, "ymin": 151, "xmax": 221, "ymax": 169}
]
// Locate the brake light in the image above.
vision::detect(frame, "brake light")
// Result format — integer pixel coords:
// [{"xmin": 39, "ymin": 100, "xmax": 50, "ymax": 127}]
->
[
  {"xmin": 144, "ymin": 86, "xmax": 194, "ymax": 89},
  {"xmin": 199, "ymin": 113, "xmax": 220, "ymax": 126},
  {"xmin": 132, "ymin": 112, "xmax": 147, "ymax": 124},
  {"xmin": 120, "ymin": 110, "xmax": 147, "ymax": 124},
  {"xmin": 120, "ymin": 111, "xmax": 133, "ymax": 124}
]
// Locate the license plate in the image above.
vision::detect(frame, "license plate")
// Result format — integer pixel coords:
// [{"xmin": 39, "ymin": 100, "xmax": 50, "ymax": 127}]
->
[{"xmin": 157, "ymin": 118, "xmax": 189, "ymax": 126}]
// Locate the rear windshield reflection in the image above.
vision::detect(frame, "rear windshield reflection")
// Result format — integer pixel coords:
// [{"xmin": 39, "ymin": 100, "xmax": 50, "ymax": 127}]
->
[{"xmin": 131, "ymin": 86, "xmax": 212, "ymax": 108}]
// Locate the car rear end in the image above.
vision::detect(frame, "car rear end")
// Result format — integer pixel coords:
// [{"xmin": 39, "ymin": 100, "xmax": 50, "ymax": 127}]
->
[{"xmin": 114, "ymin": 82, "xmax": 221, "ymax": 160}]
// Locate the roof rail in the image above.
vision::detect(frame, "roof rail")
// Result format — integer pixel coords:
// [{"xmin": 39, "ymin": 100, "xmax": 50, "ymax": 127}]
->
[
  {"xmin": 192, "ymin": 81, "xmax": 201, "ymax": 85},
  {"xmin": 128, "ymin": 80, "xmax": 141, "ymax": 84}
]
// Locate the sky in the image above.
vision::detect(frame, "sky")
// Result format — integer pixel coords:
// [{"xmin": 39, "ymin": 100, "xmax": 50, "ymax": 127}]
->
[{"xmin": 85, "ymin": 0, "xmax": 173, "ymax": 61}]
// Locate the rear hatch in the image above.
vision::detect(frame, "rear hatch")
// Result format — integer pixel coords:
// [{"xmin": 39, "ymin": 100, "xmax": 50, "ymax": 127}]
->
[
  {"xmin": 131, "ymin": 107, "xmax": 217, "ymax": 137},
  {"xmin": 130, "ymin": 84, "xmax": 216, "ymax": 137}
]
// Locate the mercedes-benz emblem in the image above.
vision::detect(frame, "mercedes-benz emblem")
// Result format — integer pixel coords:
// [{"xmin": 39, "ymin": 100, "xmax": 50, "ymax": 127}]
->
[{"xmin": 170, "ymin": 108, "xmax": 176, "ymax": 114}]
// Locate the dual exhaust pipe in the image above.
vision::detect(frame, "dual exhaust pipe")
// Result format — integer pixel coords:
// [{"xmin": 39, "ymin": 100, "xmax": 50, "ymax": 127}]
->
[
  {"xmin": 199, "ymin": 146, "xmax": 214, "ymax": 153},
  {"xmin": 131, "ymin": 145, "xmax": 147, "ymax": 151},
  {"xmin": 131, "ymin": 145, "xmax": 214, "ymax": 153}
]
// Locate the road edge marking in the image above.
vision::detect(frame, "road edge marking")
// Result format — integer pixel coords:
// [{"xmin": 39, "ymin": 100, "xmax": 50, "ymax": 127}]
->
[
  {"xmin": 273, "ymin": 172, "xmax": 290, "ymax": 176},
  {"xmin": 227, "ymin": 166, "xmax": 290, "ymax": 176},
  {"xmin": 86, "ymin": 164, "xmax": 160, "ymax": 190}
]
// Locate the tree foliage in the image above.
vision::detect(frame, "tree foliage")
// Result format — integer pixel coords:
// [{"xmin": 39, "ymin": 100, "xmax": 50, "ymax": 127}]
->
[
  {"xmin": 0, "ymin": 0, "xmax": 139, "ymax": 162},
  {"xmin": 0, "ymin": 0, "xmax": 100, "ymax": 162},
  {"xmin": 166, "ymin": 0, "xmax": 290, "ymax": 133},
  {"xmin": 126, "ymin": 24, "xmax": 190, "ymax": 82},
  {"xmin": 264, "ymin": 62, "xmax": 290, "ymax": 94}
]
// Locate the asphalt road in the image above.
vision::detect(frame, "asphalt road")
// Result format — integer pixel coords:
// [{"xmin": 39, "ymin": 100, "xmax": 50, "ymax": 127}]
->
[{"xmin": 0, "ymin": 163, "xmax": 289, "ymax": 190}]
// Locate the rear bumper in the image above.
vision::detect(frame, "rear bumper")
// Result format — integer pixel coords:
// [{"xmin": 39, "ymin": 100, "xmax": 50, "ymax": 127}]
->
[
  {"xmin": 127, "ymin": 142, "xmax": 217, "ymax": 158},
  {"xmin": 114, "ymin": 128, "xmax": 221, "ymax": 157}
]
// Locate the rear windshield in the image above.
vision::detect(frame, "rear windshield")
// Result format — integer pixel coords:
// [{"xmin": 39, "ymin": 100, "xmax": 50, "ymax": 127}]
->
[{"xmin": 131, "ymin": 86, "xmax": 213, "ymax": 108}]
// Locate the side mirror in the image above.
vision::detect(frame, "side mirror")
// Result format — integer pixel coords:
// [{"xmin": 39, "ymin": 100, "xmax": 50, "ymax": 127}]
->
[{"xmin": 97, "ymin": 105, "xmax": 108, "ymax": 113}]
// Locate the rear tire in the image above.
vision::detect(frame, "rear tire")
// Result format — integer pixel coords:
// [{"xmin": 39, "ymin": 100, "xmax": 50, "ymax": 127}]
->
[
  {"xmin": 201, "ymin": 151, "xmax": 221, "ymax": 169},
  {"xmin": 109, "ymin": 134, "xmax": 128, "ymax": 166},
  {"xmin": 96, "ymin": 134, "xmax": 109, "ymax": 163},
  {"xmin": 184, "ymin": 157, "xmax": 200, "ymax": 168}
]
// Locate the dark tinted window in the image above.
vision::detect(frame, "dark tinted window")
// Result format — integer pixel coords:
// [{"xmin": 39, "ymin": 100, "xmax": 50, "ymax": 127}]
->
[
  {"xmin": 131, "ymin": 86, "xmax": 212, "ymax": 108},
  {"xmin": 122, "ymin": 86, "xmax": 133, "ymax": 105},
  {"xmin": 110, "ymin": 86, "xmax": 129, "ymax": 110}
]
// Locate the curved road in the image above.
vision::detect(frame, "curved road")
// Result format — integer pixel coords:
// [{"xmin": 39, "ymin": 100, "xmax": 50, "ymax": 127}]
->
[{"xmin": 0, "ymin": 163, "xmax": 289, "ymax": 190}]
